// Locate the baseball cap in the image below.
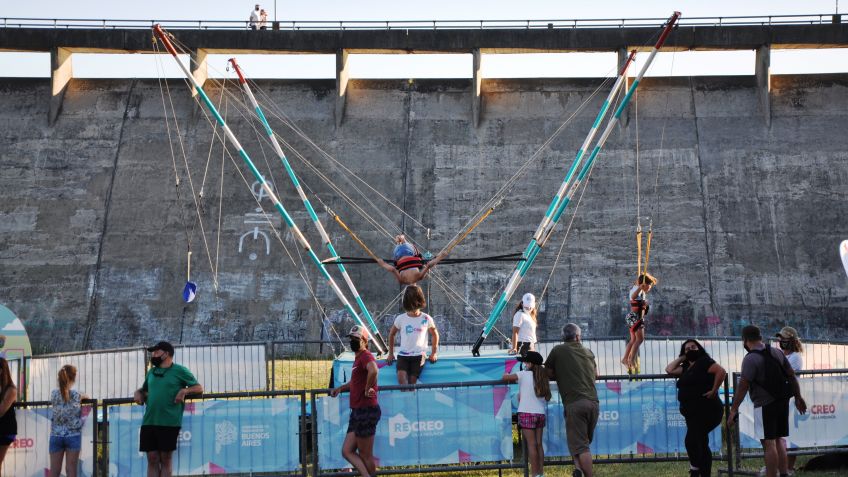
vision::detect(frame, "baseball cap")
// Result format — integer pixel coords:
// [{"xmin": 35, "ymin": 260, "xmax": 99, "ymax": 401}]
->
[
  {"xmin": 147, "ymin": 341, "xmax": 175, "ymax": 356},
  {"xmin": 516, "ymin": 351, "xmax": 543, "ymax": 366},
  {"xmin": 347, "ymin": 325, "xmax": 370, "ymax": 340},
  {"xmin": 522, "ymin": 293, "xmax": 536, "ymax": 309},
  {"xmin": 775, "ymin": 326, "xmax": 799, "ymax": 340}
]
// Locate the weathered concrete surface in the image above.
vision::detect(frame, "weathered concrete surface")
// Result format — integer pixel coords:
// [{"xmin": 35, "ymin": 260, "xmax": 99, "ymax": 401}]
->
[
  {"xmin": 1, "ymin": 74, "xmax": 847, "ymax": 352},
  {"xmin": 2, "ymin": 23, "xmax": 848, "ymax": 54}
]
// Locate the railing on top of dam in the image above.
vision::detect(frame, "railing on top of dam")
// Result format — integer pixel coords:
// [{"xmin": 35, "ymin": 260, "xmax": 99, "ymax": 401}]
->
[{"xmin": 0, "ymin": 13, "xmax": 843, "ymax": 31}]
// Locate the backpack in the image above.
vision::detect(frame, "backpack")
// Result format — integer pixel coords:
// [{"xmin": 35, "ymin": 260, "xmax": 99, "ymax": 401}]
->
[{"xmin": 748, "ymin": 344, "xmax": 794, "ymax": 401}]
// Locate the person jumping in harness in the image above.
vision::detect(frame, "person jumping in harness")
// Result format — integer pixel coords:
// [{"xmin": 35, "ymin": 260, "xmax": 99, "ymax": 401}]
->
[
  {"xmin": 621, "ymin": 273, "xmax": 657, "ymax": 373},
  {"xmin": 375, "ymin": 235, "xmax": 447, "ymax": 286}
]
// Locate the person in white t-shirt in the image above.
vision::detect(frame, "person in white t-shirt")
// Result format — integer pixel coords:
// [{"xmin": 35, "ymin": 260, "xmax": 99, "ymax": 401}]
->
[
  {"xmin": 503, "ymin": 351, "xmax": 551, "ymax": 477},
  {"xmin": 509, "ymin": 293, "xmax": 538, "ymax": 356},
  {"xmin": 385, "ymin": 285, "xmax": 439, "ymax": 385},
  {"xmin": 776, "ymin": 326, "xmax": 804, "ymax": 474},
  {"xmin": 248, "ymin": 4, "xmax": 260, "ymax": 30}
]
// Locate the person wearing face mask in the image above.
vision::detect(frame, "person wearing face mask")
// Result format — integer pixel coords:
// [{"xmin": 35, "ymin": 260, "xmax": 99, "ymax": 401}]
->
[
  {"xmin": 729, "ymin": 326, "xmax": 807, "ymax": 477},
  {"xmin": 331, "ymin": 326, "xmax": 381, "ymax": 477},
  {"xmin": 666, "ymin": 339, "xmax": 726, "ymax": 477},
  {"xmin": 133, "ymin": 342, "xmax": 203, "ymax": 477},
  {"xmin": 509, "ymin": 293, "xmax": 537, "ymax": 356},
  {"xmin": 775, "ymin": 326, "xmax": 803, "ymax": 474}
]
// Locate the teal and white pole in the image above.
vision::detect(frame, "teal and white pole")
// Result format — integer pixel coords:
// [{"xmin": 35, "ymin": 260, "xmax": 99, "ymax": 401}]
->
[
  {"xmin": 228, "ymin": 58, "xmax": 388, "ymax": 353},
  {"xmin": 153, "ymin": 26, "xmax": 387, "ymax": 354},
  {"xmin": 472, "ymin": 12, "xmax": 680, "ymax": 356}
]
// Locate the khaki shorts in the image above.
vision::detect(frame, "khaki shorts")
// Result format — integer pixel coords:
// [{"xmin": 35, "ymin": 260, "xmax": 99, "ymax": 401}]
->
[{"xmin": 565, "ymin": 399, "xmax": 599, "ymax": 456}]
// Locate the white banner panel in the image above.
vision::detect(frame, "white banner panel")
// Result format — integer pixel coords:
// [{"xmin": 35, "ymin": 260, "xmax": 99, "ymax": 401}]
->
[
  {"xmin": 739, "ymin": 374, "xmax": 848, "ymax": 448},
  {"xmin": 28, "ymin": 349, "xmax": 146, "ymax": 401},
  {"xmin": 175, "ymin": 344, "xmax": 267, "ymax": 393},
  {"xmin": 1, "ymin": 404, "xmax": 95, "ymax": 477}
]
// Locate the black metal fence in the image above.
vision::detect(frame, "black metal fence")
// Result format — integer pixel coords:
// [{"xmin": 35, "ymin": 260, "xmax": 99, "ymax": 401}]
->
[
  {"xmin": 10, "ymin": 368, "xmax": 848, "ymax": 476},
  {"xmin": 728, "ymin": 368, "xmax": 848, "ymax": 475}
]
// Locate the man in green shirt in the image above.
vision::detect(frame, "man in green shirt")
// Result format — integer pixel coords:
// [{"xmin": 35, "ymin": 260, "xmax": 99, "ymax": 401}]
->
[
  {"xmin": 133, "ymin": 341, "xmax": 203, "ymax": 477},
  {"xmin": 544, "ymin": 323, "xmax": 599, "ymax": 477}
]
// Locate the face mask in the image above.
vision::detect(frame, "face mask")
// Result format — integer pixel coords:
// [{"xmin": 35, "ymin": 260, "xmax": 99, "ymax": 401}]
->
[
  {"xmin": 350, "ymin": 339, "xmax": 362, "ymax": 352},
  {"xmin": 523, "ymin": 305, "xmax": 533, "ymax": 312},
  {"xmin": 150, "ymin": 356, "xmax": 164, "ymax": 367},
  {"xmin": 685, "ymin": 349, "xmax": 702, "ymax": 362},
  {"xmin": 779, "ymin": 340, "xmax": 792, "ymax": 351}
]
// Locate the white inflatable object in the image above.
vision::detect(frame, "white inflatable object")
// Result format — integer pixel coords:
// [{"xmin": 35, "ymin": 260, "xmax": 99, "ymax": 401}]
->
[{"xmin": 841, "ymin": 240, "xmax": 848, "ymax": 279}]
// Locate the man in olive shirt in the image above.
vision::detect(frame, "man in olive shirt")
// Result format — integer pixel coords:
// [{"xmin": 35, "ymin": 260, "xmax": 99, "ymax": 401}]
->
[
  {"xmin": 134, "ymin": 341, "xmax": 203, "ymax": 477},
  {"xmin": 544, "ymin": 323, "xmax": 599, "ymax": 477}
]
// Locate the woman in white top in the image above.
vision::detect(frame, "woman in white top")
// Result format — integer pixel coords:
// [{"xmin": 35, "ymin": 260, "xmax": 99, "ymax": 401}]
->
[
  {"xmin": 503, "ymin": 351, "xmax": 550, "ymax": 477},
  {"xmin": 509, "ymin": 293, "xmax": 537, "ymax": 356},
  {"xmin": 386, "ymin": 285, "xmax": 440, "ymax": 385},
  {"xmin": 776, "ymin": 326, "xmax": 803, "ymax": 473},
  {"xmin": 258, "ymin": 9, "xmax": 269, "ymax": 30}
]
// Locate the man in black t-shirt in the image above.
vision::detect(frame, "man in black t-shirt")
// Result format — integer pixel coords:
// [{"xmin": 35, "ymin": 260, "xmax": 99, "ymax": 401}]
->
[{"xmin": 729, "ymin": 326, "xmax": 807, "ymax": 477}]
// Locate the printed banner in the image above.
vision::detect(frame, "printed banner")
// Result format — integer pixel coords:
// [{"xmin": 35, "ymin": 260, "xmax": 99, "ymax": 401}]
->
[
  {"xmin": 544, "ymin": 381, "xmax": 722, "ymax": 456},
  {"xmin": 332, "ymin": 350, "xmax": 517, "ymax": 388},
  {"xmin": 108, "ymin": 398, "xmax": 302, "ymax": 476},
  {"xmin": 316, "ymin": 385, "xmax": 513, "ymax": 469},
  {"xmin": 739, "ymin": 375, "xmax": 848, "ymax": 449},
  {"xmin": 2, "ymin": 405, "xmax": 95, "ymax": 477}
]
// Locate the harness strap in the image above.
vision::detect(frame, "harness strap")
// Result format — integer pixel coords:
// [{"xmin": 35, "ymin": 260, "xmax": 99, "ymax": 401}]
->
[{"xmin": 395, "ymin": 255, "xmax": 425, "ymax": 272}]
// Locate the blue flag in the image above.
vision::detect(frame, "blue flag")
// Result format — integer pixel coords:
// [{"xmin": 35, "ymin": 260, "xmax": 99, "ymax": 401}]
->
[{"xmin": 182, "ymin": 281, "xmax": 197, "ymax": 303}]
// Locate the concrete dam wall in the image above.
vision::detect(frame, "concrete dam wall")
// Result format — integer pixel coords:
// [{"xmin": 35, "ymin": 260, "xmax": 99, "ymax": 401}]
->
[{"xmin": 1, "ymin": 74, "xmax": 847, "ymax": 353}]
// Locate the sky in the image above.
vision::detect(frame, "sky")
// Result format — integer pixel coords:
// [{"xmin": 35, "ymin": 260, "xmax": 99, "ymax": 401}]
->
[{"xmin": 1, "ymin": 0, "xmax": 846, "ymax": 79}]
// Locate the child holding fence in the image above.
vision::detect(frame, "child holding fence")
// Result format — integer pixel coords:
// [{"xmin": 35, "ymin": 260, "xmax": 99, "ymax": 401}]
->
[
  {"xmin": 49, "ymin": 365, "xmax": 89, "ymax": 477},
  {"xmin": 503, "ymin": 351, "xmax": 551, "ymax": 477}
]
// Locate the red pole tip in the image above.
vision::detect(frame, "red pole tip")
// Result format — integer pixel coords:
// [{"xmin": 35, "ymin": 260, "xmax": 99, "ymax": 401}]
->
[{"xmin": 228, "ymin": 58, "xmax": 247, "ymax": 84}]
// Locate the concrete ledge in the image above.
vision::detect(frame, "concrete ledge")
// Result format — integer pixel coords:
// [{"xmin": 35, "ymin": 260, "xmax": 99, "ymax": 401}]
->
[{"xmin": 2, "ymin": 24, "xmax": 847, "ymax": 54}]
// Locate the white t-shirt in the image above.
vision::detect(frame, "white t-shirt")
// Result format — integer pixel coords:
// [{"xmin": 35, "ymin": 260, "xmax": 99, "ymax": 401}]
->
[
  {"xmin": 516, "ymin": 370, "xmax": 546, "ymax": 414},
  {"xmin": 512, "ymin": 310, "xmax": 537, "ymax": 343},
  {"xmin": 786, "ymin": 352, "xmax": 803, "ymax": 372},
  {"xmin": 393, "ymin": 312, "xmax": 436, "ymax": 356}
]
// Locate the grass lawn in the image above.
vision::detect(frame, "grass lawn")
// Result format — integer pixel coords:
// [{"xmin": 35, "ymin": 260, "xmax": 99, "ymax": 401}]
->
[{"xmin": 269, "ymin": 359, "xmax": 334, "ymax": 391}]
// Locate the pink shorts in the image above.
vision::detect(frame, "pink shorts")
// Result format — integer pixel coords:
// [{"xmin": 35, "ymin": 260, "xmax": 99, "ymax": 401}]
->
[{"xmin": 518, "ymin": 412, "xmax": 546, "ymax": 429}]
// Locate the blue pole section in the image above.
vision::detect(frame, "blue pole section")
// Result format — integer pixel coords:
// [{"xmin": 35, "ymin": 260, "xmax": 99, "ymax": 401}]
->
[
  {"xmin": 153, "ymin": 26, "xmax": 387, "ymax": 355},
  {"xmin": 228, "ymin": 58, "xmax": 388, "ymax": 353},
  {"xmin": 472, "ymin": 13, "xmax": 680, "ymax": 356}
]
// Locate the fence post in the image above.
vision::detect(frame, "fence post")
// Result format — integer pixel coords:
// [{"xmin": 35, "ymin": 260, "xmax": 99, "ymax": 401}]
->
[
  {"xmin": 300, "ymin": 391, "xmax": 308, "ymax": 477},
  {"xmin": 266, "ymin": 341, "xmax": 272, "ymax": 392},
  {"xmin": 724, "ymin": 374, "xmax": 734, "ymax": 476},
  {"xmin": 521, "ymin": 425, "xmax": 530, "ymax": 477},
  {"xmin": 311, "ymin": 392, "xmax": 320, "ymax": 477},
  {"xmin": 101, "ymin": 402, "xmax": 110, "ymax": 477},
  {"xmin": 271, "ymin": 342, "xmax": 277, "ymax": 392}
]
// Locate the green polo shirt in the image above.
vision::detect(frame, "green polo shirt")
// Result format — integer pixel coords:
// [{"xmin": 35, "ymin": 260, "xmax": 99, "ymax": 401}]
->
[
  {"xmin": 141, "ymin": 363, "xmax": 198, "ymax": 427},
  {"xmin": 544, "ymin": 341, "xmax": 599, "ymax": 406}
]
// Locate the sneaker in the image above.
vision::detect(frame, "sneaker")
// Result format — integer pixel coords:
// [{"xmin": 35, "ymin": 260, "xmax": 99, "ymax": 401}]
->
[{"xmin": 572, "ymin": 469, "xmax": 583, "ymax": 477}]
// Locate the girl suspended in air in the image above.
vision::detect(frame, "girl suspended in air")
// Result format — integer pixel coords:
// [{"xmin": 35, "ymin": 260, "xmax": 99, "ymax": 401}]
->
[
  {"xmin": 621, "ymin": 273, "xmax": 657, "ymax": 373},
  {"xmin": 376, "ymin": 235, "xmax": 446, "ymax": 286}
]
